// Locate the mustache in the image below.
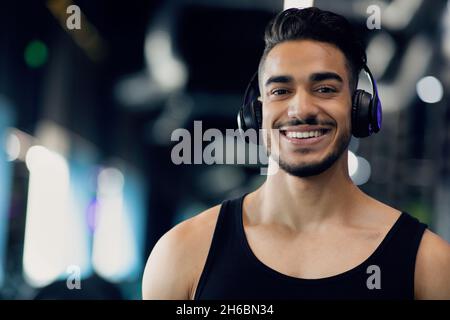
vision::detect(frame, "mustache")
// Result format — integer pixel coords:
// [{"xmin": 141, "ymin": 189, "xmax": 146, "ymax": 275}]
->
[{"xmin": 273, "ymin": 117, "xmax": 335, "ymax": 129}]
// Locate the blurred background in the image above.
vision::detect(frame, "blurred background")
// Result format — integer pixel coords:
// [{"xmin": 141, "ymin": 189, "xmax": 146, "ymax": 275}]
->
[{"xmin": 0, "ymin": 0, "xmax": 449, "ymax": 299}]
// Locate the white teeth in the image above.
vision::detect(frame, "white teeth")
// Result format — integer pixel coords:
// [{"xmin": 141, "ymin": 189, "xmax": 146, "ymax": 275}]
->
[{"xmin": 285, "ymin": 130, "xmax": 323, "ymax": 139}]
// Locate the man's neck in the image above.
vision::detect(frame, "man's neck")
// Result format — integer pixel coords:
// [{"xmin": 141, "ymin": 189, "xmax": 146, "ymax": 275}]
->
[{"xmin": 248, "ymin": 157, "xmax": 368, "ymax": 232}]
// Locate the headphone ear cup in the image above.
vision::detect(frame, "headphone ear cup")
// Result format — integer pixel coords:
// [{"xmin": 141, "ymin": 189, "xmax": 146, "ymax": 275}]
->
[
  {"xmin": 237, "ymin": 107, "xmax": 246, "ymax": 131},
  {"xmin": 240, "ymin": 102, "xmax": 253, "ymax": 131},
  {"xmin": 253, "ymin": 100, "xmax": 262, "ymax": 130},
  {"xmin": 240, "ymin": 100, "xmax": 261, "ymax": 132},
  {"xmin": 238, "ymin": 71, "xmax": 262, "ymax": 143},
  {"xmin": 237, "ymin": 100, "xmax": 262, "ymax": 144},
  {"xmin": 370, "ymin": 96, "xmax": 382, "ymax": 133},
  {"xmin": 352, "ymin": 89, "xmax": 372, "ymax": 138}
]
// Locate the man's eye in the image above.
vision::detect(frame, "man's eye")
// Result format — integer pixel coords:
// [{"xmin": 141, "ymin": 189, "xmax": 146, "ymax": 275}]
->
[
  {"xmin": 316, "ymin": 87, "xmax": 336, "ymax": 93},
  {"xmin": 271, "ymin": 89, "xmax": 289, "ymax": 96}
]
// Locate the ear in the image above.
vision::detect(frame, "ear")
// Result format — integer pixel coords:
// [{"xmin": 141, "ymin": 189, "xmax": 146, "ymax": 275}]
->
[{"xmin": 257, "ymin": 96, "xmax": 263, "ymax": 102}]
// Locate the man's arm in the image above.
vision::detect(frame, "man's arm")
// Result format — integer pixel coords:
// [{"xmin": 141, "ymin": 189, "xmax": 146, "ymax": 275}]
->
[
  {"xmin": 142, "ymin": 205, "xmax": 220, "ymax": 300},
  {"xmin": 415, "ymin": 229, "xmax": 450, "ymax": 299},
  {"xmin": 142, "ymin": 223, "xmax": 194, "ymax": 300}
]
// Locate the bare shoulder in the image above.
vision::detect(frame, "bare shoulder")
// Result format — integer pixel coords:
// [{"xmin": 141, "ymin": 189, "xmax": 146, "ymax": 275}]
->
[
  {"xmin": 415, "ymin": 229, "xmax": 450, "ymax": 299},
  {"xmin": 369, "ymin": 196, "xmax": 450, "ymax": 299},
  {"xmin": 142, "ymin": 204, "xmax": 221, "ymax": 300}
]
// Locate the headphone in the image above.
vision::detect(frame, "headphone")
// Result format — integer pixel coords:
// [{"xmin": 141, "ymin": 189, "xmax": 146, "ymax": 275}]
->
[{"xmin": 237, "ymin": 65, "xmax": 382, "ymax": 138}]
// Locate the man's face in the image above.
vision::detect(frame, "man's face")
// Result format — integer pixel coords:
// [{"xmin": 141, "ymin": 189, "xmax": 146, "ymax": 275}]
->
[{"xmin": 260, "ymin": 40, "xmax": 353, "ymax": 177}]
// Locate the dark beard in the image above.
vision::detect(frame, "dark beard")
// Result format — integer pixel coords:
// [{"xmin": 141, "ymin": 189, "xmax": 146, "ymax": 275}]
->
[{"xmin": 277, "ymin": 129, "xmax": 351, "ymax": 178}]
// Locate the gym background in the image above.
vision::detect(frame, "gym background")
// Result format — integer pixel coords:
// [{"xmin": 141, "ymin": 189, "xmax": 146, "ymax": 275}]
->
[{"xmin": 0, "ymin": 0, "xmax": 449, "ymax": 299}]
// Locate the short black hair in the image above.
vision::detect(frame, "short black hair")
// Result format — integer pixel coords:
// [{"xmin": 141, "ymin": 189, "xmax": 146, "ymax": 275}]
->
[{"xmin": 258, "ymin": 7, "xmax": 367, "ymax": 92}]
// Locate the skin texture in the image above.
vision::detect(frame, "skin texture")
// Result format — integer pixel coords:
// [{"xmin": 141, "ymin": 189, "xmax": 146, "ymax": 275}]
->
[{"xmin": 142, "ymin": 40, "xmax": 450, "ymax": 300}]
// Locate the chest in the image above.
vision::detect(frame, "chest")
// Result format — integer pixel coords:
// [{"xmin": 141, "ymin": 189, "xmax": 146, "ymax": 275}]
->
[{"xmin": 243, "ymin": 225, "xmax": 386, "ymax": 279}]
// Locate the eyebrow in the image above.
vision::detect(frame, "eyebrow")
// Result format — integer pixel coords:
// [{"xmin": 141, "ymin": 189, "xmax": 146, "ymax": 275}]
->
[
  {"xmin": 264, "ymin": 72, "xmax": 343, "ymax": 87},
  {"xmin": 309, "ymin": 72, "xmax": 343, "ymax": 83},
  {"xmin": 264, "ymin": 75, "xmax": 294, "ymax": 87}
]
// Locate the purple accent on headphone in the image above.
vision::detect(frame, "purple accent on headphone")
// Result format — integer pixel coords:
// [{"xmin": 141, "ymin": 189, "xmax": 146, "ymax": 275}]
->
[
  {"xmin": 376, "ymin": 99, "xmax": 382, "ymax": 130},
  {"xmin": 372, "ymin": 77, "xmax": 382, "ymax": 132}
]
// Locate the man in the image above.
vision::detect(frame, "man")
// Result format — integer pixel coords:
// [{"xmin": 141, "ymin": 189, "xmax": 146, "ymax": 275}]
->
[{"xmin": 142, "ymin": 7, "xmax": 450, "ymax": 299}]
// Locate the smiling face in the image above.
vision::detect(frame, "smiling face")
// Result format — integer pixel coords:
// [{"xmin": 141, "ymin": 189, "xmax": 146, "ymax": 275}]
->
[{"xmin": 260, "ymin": 39, "xmax": 353, "ymax": 177}]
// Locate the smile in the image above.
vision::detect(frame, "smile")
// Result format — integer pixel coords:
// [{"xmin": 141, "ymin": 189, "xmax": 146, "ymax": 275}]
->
[{"xmin": 280, "ymin": 128, "xmax": 331, "ymax": 146}]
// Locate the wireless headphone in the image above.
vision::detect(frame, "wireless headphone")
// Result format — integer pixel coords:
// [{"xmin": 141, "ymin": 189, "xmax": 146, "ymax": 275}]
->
[{"xmin": 237, "ymin": 65, "xmax": 382, "ymax": 138}]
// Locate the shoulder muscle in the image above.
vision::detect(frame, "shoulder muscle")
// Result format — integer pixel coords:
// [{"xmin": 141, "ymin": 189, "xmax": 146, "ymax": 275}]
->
[
  {"xmin": 142, "ymin": 205, "xmax": 220, "ymax": 300},
  {"xmin": 415, "ymin": 229, "xmax": 450, "ymax": 299}
]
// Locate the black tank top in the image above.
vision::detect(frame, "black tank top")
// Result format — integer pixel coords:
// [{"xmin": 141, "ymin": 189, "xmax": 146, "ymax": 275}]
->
[{"xmin": 194, "ymin": 194, "xmax": 428, "ymax": 300}]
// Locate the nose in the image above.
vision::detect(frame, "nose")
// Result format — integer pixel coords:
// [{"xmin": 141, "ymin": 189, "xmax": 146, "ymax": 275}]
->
[{"xmin": 287, "ymin": 90, "xmax": 319, "ymax": 120}]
